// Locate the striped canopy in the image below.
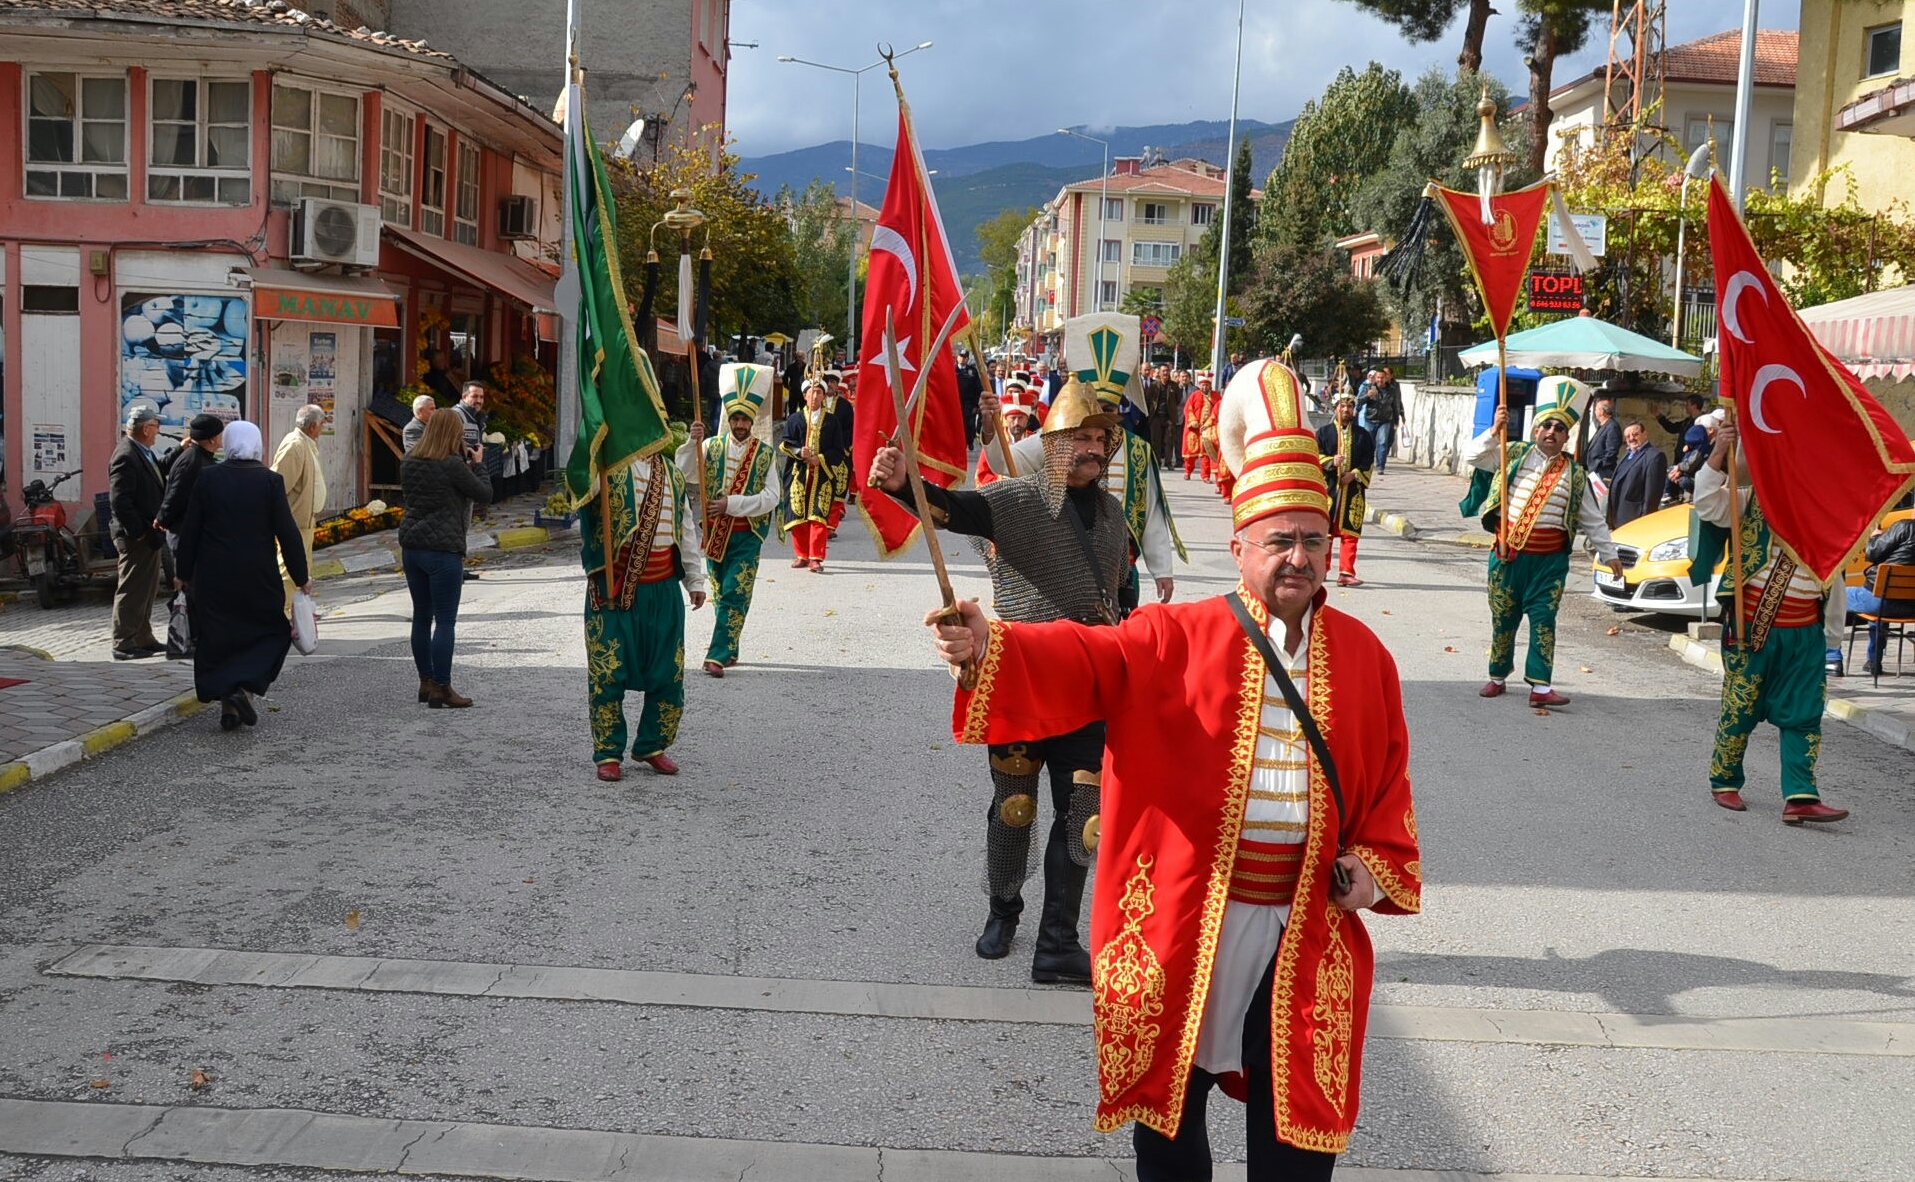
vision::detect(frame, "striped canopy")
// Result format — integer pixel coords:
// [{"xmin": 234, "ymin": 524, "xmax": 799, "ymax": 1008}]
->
[{"xmin": 1797, "ymin": 284, "xmax": 1915, "ymax": 382}]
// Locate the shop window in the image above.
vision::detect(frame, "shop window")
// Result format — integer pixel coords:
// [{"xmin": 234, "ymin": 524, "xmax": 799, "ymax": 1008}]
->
[
  {"xmin": 454, "ymin": 141, "xmax": 481, "ymax": 245},
  {"xmin": 270, "ymin": 83, "xmax": 360, "ymax": 205},
  {"xmin": 419, "ymin": 126, "xmax": 448, "ymax": 236},
  {"xmin": 380, "ymin": 107, "xmax": 415, "ymax": 227},
  {"xmin": 149, "ymin": 77, "xmax": 252, "ymax": 204},
  {"xmin": 25, "ymin": 72, "xmax": 128, "ymax": 200},
  {"xmin": 1866, "ymin": 22, "xmax": 1902, "ymax": 78}
]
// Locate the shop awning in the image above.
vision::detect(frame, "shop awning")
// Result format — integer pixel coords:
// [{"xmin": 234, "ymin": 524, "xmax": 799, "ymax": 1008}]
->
[
  {"xmin": 1797, "ymin": 284, "xmax": 1915, "ymax": 381},
  {"xmin": 247, "ymin": 267, "xmax": 399, "ymax": 327},
  {"xmin": 383, "ymin": 226, "xmax": 557, "ymax": 313}
]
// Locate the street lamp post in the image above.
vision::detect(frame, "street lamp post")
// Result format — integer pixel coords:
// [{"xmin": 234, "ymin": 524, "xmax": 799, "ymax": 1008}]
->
[
  {"xmin": 1670, "ymin": 142, "xmax": 1714, "ymax": 348},
  {"xmin": 1058, "ymin": 128, "xmax": 1110, "ymax": 312},
  {"xmin": 779, "ymin": 41, "xmax": 933, "ymax": 364},
  {"xmin": 1209, "ymin": 0, "xmax": 1246, "ymax": 384}
]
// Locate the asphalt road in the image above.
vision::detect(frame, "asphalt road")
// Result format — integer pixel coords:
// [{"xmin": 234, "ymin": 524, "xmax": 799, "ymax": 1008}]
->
[{"xmin": 1, "ymin": 472, "xmax": 1911, "ymax": 1182}]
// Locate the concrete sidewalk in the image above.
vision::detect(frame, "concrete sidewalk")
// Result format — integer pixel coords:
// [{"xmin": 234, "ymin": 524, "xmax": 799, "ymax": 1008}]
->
[
  {"xmin": 0, "ymin": 488, "xmax": 572, "ymax": 795},
  {"xmin": 1366, "ymin": 463, "xmax": 1915, "ymax": 754}
]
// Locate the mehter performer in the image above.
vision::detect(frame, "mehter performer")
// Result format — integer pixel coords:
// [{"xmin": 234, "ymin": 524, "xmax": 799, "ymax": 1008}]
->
[
  {"xmin": 682, "ymin": 362, "xmax": 781, "ymax": 677},
  {"xmin": 926, "ymin": 358, "xmax": 1421, "ymax": 1181}
]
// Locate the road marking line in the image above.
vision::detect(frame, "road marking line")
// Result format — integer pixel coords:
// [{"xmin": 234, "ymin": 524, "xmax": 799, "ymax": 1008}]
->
[
  {"xmin": 0, "ymin": 1098, "xmax": 1818, "ymax": 1182},
  {"xmin": 42, "ymin": 943, "xmax": 1915, "ymax": 1058}
]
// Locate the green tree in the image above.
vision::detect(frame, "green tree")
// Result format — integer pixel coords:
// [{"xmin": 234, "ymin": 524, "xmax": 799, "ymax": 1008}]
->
[
  {"xmin": 1335, "ymin": 0, "xmax": 1500, "ymax": 72},
  {"xmin": 1120, "ymin": 285, "xmax": 1164, "ymax": 317},
  {"xmin": 780, "ymin": 179, "xmax": 854, "ymax": 337},
  {"xmin": 1260, "ymin": 63, "xmax": 1418, "ymax": 252},
  {"xmin": 1350, "ymin": 68, "xmax": 1525, "ymax": 342},
  {"xmin": 972, "ymin": 204, "xmax": 1038, "ymax": 343},
  {"xmin": 608, "ymin": 132, "xmax": 803, "ymax": 357},
  {"xmin": 1515, "ymin": 0, "xmax": 1607, "ymax": 174},
  {"xmin": 1240, "ymin": 240, "xmax": 1391, "ymax": 360}
]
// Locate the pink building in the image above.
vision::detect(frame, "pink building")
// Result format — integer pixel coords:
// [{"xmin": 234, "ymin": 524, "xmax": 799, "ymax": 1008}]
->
[{"xmin": 1, "ymin": 0, "xmax": 563, "ymax": 517}]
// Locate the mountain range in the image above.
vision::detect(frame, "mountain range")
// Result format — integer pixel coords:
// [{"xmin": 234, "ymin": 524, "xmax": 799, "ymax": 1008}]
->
[{"xmin": 740, "ymin": 119, "xmax": 1295, "ymax": 274}]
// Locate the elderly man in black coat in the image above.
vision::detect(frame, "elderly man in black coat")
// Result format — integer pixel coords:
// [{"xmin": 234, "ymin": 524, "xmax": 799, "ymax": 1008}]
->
[
  {"xmin": 1605, "ymin": 421, "xmax": 1667, "ymax": 530},
  {"xmin": 1584, "ymin": 397, "xmax": 1623, "ymax": 483},
  {"xmin": 108, "ymin": 405, "xmax": 168, "ymax": 659}
]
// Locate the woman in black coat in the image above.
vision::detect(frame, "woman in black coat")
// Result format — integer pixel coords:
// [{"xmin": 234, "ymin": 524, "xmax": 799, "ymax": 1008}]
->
[{"xmin": 177, "ymin": 420, "xmax": 312, "ymax": 731}]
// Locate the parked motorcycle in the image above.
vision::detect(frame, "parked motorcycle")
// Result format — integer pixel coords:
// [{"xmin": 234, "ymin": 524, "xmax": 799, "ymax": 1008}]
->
[{"xmin": 2, "ymin": 471, "xmax": 91, "ymax": 609}]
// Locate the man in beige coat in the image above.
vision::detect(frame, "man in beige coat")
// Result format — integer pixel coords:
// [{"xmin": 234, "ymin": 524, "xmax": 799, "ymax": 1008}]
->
[{"xmin": 272, "ymin": 404, "xmax": 327, "ymax": 612}]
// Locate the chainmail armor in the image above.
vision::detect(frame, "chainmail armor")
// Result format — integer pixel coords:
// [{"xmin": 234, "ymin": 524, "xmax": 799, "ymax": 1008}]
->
[
  {"xmin": 974, "ymin": 477, "xmax": 1130, "ymax": 625},
  {"xmin": 985, "ymin": 744, "xmax": 1042, "ymax": 900},
  {"xmin": 1066, "ymin": 769, "xmax": 1100, "ymax": 868}
]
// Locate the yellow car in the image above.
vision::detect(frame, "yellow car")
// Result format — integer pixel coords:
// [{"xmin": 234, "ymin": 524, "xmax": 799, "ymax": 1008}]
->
[{"xmin": 1591, "ymin": 503, "xmax": 1723, "ymax": 617}]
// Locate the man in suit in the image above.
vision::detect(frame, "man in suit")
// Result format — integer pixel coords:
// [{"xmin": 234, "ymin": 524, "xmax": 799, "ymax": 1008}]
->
[
  {"xmin": 271, "ymin": 404, "xmax": 328, "ymax": 613},
  {"xmin": 109, "ymin": 405, "xmax": 169, "ymax": 659},
  {"xmin": 1584, "ymin": 397, "xmax": 1623, "ymax": 484},
  {"xmin": 955, "ymin": 348, "xmax": 984, "ymax": 449},
  {"xmin": 1605, "ymin": 421, "xmax": 1667, "ymax": 530}
]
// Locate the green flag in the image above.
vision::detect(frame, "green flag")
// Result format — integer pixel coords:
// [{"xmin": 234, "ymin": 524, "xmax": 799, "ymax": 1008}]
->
[{"xmin": 560, "ymin": 83, "xmax": 670, "ymax": 507}]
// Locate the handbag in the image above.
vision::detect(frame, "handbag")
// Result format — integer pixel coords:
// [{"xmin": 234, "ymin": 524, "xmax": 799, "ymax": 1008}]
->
[
  {"xmin": 1226, "ymin": 593, "xmax": 1353, "ymax": 895},
  {"xmin": 290, "ymin": 589, "xmax": 319, "ymax": 656},
  {"xmin": 165, "ymin": 590, "xmax": 193, "ymax": 660}
]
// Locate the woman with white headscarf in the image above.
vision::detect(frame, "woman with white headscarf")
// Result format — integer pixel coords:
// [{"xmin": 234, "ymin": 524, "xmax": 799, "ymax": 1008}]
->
[{"xmin": 177, "ymin": 420, "xmax": 313, "ymax": 730}]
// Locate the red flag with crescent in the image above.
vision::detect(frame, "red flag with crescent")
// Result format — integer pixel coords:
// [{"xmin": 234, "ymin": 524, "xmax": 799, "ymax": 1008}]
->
[
  {"xmin": 1431, "ymin": 180, "xmax": 1550, "ymax": 340},
  {"xmin": 1706, "ymin": 175, "xmax": 1915, "ymax": 582},
  {"xmin": 853, "ymin": 109, "xmax": 972, "ymax": 559}
]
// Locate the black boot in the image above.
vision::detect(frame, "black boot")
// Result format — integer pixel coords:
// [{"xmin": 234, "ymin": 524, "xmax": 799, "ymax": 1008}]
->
[
  {"xmin": 1031, "ymin": 835, "xmax": 1091, "ymax": 984},
  {"xmin": 976, "ymin": 893, "xmax": 1022, "ymax": 959}
]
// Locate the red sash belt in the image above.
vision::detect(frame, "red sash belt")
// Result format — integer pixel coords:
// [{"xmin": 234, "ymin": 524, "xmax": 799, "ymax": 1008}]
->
[
  {"xmin": 1227, "ymin": 839, "xmax": 1305, "ymax": 907},
  {"xmin": 636, "ymin": 546, "xmax": 678, "ymax": 584},
  {"xmin": 1517, "ymin": 527, "xmax": 1567, "ymax": 555},
  {"xmin": 730, "ymin": 519, "xmax": 751, "ymax": 533},
  {"xmin": 1741, "ymin": 584, "xmax": 1821, "ymax": 629}
]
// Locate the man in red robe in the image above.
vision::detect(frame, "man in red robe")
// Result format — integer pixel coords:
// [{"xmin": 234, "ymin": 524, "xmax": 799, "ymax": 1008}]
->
[{"xmin": 929, "ymin": 358, "xmax": 1420, "ymax": 1179}]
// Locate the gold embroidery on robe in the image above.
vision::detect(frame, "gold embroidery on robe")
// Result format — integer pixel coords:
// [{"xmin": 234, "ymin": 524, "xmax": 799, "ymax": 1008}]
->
[{"xmin": 1093, "ymin": 855, "xmax": 1167, "ymax": 1102}]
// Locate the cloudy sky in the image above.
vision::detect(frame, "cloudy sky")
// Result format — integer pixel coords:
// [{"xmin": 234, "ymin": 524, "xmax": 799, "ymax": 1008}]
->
[{"xmin": 728, "ymin": 0, "xmax": 1797, "ymax": 156}]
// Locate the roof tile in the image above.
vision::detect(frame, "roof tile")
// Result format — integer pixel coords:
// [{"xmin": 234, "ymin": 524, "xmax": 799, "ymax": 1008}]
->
[{"xmin": 0, "ymin": 0, "xmax": 456, "ymax": 60}]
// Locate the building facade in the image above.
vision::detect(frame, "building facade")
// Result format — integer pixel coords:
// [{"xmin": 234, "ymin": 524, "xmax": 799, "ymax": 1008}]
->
[
  {"xmin": 1015, "ymin": 158, "xmax": 1234, "ymax": 339},
  {"xmin": 385, "ymin": 0, "xmax": 731, "ymax": 159},
  {"xmin": 1541, "ymin": 29, "xmax": 1797, "ymax": 185},
  {"xmin": 1796, "ymin": 0, "xmax": 1915, "ymax": 216},
  {"xmin": 1, "ymin": 0, "xmax": 563, "ymax": 515}
]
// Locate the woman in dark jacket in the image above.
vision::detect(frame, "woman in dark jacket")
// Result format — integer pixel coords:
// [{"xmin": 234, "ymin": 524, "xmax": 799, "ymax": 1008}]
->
[
  {"xmin": 399, "ymin": 409, "xmax": 493, "ymax": 707},
  {"xmin": 176, "ymin": 420, "xmax": 311, "ymax": 731}
]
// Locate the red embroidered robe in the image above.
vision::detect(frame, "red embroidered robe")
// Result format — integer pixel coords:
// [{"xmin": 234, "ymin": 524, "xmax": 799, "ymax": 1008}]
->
[{"xmin": 952, "ymin": 589, "xmax": 1421, "ymax": 1152}]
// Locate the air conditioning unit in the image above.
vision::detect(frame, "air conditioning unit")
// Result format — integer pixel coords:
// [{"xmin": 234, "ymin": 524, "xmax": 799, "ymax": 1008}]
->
[
  {"xmin": 292, "ymin": 198, "xmax": 381, "ymax": 267},
  {"xmin": 498, "ymin": 194, "xmax": 538, "ymax": 240}
]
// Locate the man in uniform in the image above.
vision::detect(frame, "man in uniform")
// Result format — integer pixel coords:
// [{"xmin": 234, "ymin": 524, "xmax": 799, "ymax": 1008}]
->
[
  {"xmin": 779, "ymin": 379, "xmax": 847, "ymax": 572},
  {"xmin": 1317, "ymin": 390, "xmax": 1374, "ymax": 587},
  {"xmin": 990, "ymin": 314, "xmax": 1182, "ymax": 608},
  {"xmin": 975, "ymin": 380, "xmax": 1041, "ymax": 487},
  {"xmin": 1183, "ymin": 373, "xmax": 1217, "ymax": 482},
  {"xmin": 681, "ymin": 363, "xmax": 781, "ymax": 678},
  {"xmin": 579, "ymin": 447, "xmax": 707, "ymax": 782},
  {"xmin": 927, "ymin": 358, "xmax": 1420, "ymax": 1179},
  {"xmin": 821, "ymin": 369, "xmax": 855, "ymax": 537},
  {"xmin": 1462, "ymin": 378, "xmax": 1623, "ymax": 707},
  {"xmin": 872, "ymin": 381, "xmax": 1131, "ymax": 984},
  {"xmin": 1692, "ymin": 417, "xmax": 1850, "ymax": 823}
]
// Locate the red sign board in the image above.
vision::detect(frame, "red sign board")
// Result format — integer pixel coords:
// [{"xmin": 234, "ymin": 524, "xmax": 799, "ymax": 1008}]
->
[
  {"xmin": 1141, "ymin": 314, "xmax": 1163, "ymax": 340},
  {"xmin": 1527, "ymin": 271, "xmax": 1584, "ymax": 314}
]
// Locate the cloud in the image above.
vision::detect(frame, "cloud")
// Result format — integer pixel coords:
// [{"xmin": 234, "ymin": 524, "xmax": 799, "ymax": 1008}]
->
[{"xmin": 729, "ymin": 1, "xmax": 1798, "ymax": 155}]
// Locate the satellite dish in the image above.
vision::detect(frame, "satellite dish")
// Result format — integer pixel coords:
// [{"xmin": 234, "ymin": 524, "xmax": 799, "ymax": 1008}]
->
[{"xmin": 615, "ymin": 118, "xmax": 646, "ymax": 161}]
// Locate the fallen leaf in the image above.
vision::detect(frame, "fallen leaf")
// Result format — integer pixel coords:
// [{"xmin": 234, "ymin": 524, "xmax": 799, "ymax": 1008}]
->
[
  {"xmin": 1443, "ymin": 646, "xmax": 1457, "ymax": 653},
  {"xmin": 89, "ymin": 1079, "xmax": 109, "ymax": 1090},
  {"xmin": 190, "ymin": 1069, "xmax": 210, "ymax": 1090},
  {"xmin": 344, "ymin": 909, "xmax": 360, "ymax": 931},
  {"xmin": 1606, "ymin": 625, "xmax": 1621, "ymax": 636},
  {"xmin": 824, "ymin": 609, "xmax": 836, "ymax": 617},
  {"xmin": 1380, "ymin": 609, "xmax": 1392, "ymax": 615},
  {"xmin": 1533, "ymin": 707, "xmax": 1551, "ymax": 716},
  {"xmin": 522, "ymin": 877, "xmax": 535, "ymax": 884},
  {"xmin": 1579, "ymin": 666, "xmax": 1594, "ymax": 674}
]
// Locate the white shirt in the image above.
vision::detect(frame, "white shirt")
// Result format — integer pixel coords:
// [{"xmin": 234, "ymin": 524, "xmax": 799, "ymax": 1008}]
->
[
  {"xmin": 629, "ymin": 455, "xmax": 704, "ymax": 594},
  {"xmin": 1464, "ymin": 427, "xmax": 1618, "ymax": 563},
  {"xmin": 675, "ymin": 434, "xmax": 783, "ymax": 520},
  {"xmin": 1193, "ymin": 609, "xmax": 1312, "ymax": 1076}
]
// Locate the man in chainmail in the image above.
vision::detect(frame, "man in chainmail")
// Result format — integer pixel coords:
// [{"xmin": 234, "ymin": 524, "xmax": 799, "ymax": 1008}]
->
[{"xmin": 870, "ymin": 379, "xmax": 1129, "ymax": 984}]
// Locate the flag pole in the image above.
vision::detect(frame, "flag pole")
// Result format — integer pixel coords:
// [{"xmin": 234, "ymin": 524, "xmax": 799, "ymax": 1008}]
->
[
  {"xmin": 1725, "ymin": 407, "xmax": 1747, "ymax": 645},
  {"xmin": 968, "ymin": 325, "xmax": 1018, "ymax": 479},
  {"xmin": 1496, "ymin": 337, "xmax": 1509, "ymax": 555}
]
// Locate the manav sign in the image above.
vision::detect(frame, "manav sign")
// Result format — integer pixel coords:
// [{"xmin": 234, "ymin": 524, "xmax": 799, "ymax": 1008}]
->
[{"xmin": 256, "ymin": 286, "xmax": 399, "ymax": 328}]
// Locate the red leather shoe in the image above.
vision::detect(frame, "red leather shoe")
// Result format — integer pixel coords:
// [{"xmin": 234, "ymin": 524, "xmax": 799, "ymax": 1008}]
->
[
  {"xmin": 1337, "ymin": 574, "xmax": 1364, "ymax": 587},
  {"xmin": 1712, "ymin": 790, "xmax": 1748, "ymax": 812},
  {"xmin": 702, "ymin": 660, "xmax": 725, "ymax": 678},
  {"xmin": 1479, "ymin": 680, "xmax": 1506, "ymax": 698},
  {"xmin": 722, "ymin": 658, "xmax": 738, "ymax": 668},
  {"xmin": 808, "ymin": 560, "xmax": 823, "ymax": 573},
  {"xmin": 1528, "ymin": 689, "xmax": 1571, "ymax": 707},
  {"xmin": 1782, "ymin": 799, "xmax": 1849, "ymax": 824},
  {"xmin": 595, "ymin": 761, "xmax": 623, "ymax": 782},
  {"xmin": 791, "ymin": 557, "xmax": 806, "ymax": 568},
  {"xmin": 641, "ymin": 753, "xmax": 680, "ymax": 776}
]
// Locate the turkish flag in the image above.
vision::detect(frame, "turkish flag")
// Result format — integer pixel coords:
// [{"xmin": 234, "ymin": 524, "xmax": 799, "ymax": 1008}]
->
[
  {"xmin": 854, "ymin": 110, "xmax": 972, "ymax": 558},
  {"xmin": 1707, "ymin": 176, "xmax": 1915, "ymax": 582},
  {"xmin": 1432, "ymin": 181, "xmax": 1550, "ymax": 339}
]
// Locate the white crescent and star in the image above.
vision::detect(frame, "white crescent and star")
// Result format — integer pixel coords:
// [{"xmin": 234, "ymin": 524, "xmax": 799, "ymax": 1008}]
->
[
  {"xmin": 869, "ymin": 226, "xmax": 918, "ymax": 309},
  {"xmin": 1747, "ymin": 364, "xmax": 1804, "ymax": 435},
  {"xmin": 1720, "ymin": 270, "xmax": 1766, "ymax": 344}
]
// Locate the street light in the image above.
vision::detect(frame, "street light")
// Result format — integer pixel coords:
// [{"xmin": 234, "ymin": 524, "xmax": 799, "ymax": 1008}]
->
[
  {"xmin": 1670, "ymin": 141, "xmax": 1714, "ymax": 348},
  {"xmin": 1058, "ymin": 128, "xmax": 1111, "ymax": 311},
  {"xmin": 1208, "ymin": 0, "xmax": 1247, "ymax": 384},
  {"xmin": 780, "ymin": 40, "xmax": 933, "ymax": 362}
]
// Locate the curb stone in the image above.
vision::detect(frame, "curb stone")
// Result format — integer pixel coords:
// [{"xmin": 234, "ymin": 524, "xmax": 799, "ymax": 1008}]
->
[
  {"xmin": 1364, "ymin": 506, "xmax": 1419, "ymax": 539},
  {"xmin": 0, "ymin": 691, "xmax": 203, "ymax": 799},
  {"xmin": 1667, "ymin": 633, "xmax": 1913, "ymax": 753},
  {"xmin": 495, "ymin": 526, "xmax": 552, "ymax": 551}
]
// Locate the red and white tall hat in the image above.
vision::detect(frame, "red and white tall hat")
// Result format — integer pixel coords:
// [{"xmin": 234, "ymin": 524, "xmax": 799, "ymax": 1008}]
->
[
  {"xmin": 1218, "ymin": 359, "xmax": 1331, "ymax": 530},
  {"xmin": 1000, "ymin": 380, "xmax": 1040, "ymax": 425}
]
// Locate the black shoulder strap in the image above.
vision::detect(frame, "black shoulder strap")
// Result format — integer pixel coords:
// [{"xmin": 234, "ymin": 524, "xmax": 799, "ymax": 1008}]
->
[
  {"xmin": 1064, "ymin": 496, "xmax": 1120, "ymax": 625},
  {"xmin": 1226, "ymin": 592, "xmax": 1346, "ymax": 848}
]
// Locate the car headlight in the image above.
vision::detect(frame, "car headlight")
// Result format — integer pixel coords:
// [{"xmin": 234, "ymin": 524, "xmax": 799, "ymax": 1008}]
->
[{"xmin": 1648, "ymin": 537, "xmax": 1689, "ymax": 563}]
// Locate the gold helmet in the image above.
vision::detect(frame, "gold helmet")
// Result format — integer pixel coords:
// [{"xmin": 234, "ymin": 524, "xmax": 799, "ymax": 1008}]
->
[{"xmin": 1042, "ymin": 378, "xmax": 1120, "ymax": 445}]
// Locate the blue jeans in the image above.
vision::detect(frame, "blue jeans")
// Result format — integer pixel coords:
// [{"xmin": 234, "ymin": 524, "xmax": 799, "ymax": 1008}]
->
[
  {"xmin": 1848, "ymin": 587, "xmax": 1907, "ymax": 665},
  {"xmin": 1370, "ymin": 421, "xmax": 1395, "ymax": 472},
  {"xmin": 403, "ymin": 547, "xmax": 466, "ymax": 684}
]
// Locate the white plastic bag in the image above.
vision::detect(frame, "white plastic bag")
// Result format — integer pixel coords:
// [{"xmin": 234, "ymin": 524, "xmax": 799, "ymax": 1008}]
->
[{"xmin": 291, "ymin": 589, "xmax": 319, "ymax": 655}]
